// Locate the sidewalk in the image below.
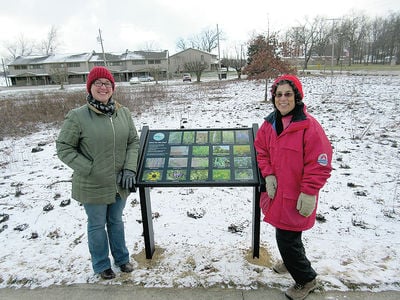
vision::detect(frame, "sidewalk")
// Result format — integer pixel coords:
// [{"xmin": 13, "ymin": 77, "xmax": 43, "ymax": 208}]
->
[{"xmin": 1, "ymin": 284, "xmax": 399, "ymax": 300}]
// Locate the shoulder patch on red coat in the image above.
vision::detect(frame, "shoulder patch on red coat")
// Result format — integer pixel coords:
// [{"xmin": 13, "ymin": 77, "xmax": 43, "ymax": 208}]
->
[{"xmin": 317, "ymin": 153, "xmax": 329, "ymax": 166}]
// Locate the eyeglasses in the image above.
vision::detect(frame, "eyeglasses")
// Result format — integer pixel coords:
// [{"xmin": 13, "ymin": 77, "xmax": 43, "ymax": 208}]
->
[
  {"xmin": 275, "ymin": 92, "xmax": 294, "ymax": 98},
  {"xmin": 93, "ymin": 80, "xmax": 113, "ymax": 88}
]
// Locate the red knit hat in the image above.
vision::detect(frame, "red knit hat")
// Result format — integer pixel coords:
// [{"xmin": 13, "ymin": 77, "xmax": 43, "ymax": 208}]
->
[
  {"xmin": 86, "ymin": 66, "xmax": 115, "ymax": 93},
  {"xmin": 271, "ymin": 74, "xmax": 304, "ymax": 100}
]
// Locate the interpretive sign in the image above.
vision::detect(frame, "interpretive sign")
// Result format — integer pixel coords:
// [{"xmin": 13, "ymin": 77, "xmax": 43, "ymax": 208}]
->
[
  {"xmin": 137, "ymin": 127, "xmax": 259, "ymax": 187},
  {"xmin": 136, "ymin": 125, "xmax": 262, "ymax": 259}
]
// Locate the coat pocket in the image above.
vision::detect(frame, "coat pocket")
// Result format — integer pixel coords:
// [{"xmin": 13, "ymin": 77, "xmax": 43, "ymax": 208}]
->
[
  {"xmin": 260, "ymin": 192, "xmax": 271, "ymax": 213},
  {"xmin": 280, "ymin": 193, "xmax": 310, "ymax": 229}
]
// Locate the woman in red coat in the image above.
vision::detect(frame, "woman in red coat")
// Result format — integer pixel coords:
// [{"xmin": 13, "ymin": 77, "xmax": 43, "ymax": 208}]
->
[{"xmin": 254, "ymin": 74, "xmax": 332, "ymax": 300}]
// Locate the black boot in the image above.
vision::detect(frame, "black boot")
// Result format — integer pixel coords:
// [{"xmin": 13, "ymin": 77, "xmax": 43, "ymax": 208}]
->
[
  {"xmin": 100, "ymin": 268, "xmax": 116, "ymax": 279},
  {"xmin": 120, "ymin": 262, "xmax": 134, "ymax": 273}
]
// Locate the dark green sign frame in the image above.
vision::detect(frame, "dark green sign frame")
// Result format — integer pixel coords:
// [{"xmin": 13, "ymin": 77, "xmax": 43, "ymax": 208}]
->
[
  {"xmin": 136, "ymin": 125, "xmax": 263, "ymax": 259},
  {"xmin": 137, "ymin": 126, "xmax": 259, "ymax": 187}
]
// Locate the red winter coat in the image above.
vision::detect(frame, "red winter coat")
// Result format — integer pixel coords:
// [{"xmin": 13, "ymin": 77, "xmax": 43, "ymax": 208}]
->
[{"xmin": 254, "ymin": 105, "xmax": 332, "ymax": 231}]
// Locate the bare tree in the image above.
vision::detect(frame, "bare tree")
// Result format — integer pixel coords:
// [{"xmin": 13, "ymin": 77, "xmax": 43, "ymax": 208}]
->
[
  {"xmin": 49, "ymin": 64, "xmax": 68, "ymax": 89},
  {"xmin": 195, "ymin": 27, "xmax": 220, "ymax": 53},
  {"xmin": 288, "ymin": 17, "xmax": 320, "ymax": 70},
  {"xmin": 389, "ymin": 12, "xmax": 400, "ymax": 65},
  {"xmin": 176, "ymin": 38, "xmax": 187, "ymax": 51},
  {"xmin": 312, "ymin": 18, "xmax": 331, "ymax": 58},
  {"xmin": 139, "ymin": 41, "xmax": 161, "ymax": 51},
  {"xmin": 177, "ymin": 27, "xmax": 223, "ymax": 53},
  {"xmin": 221, "ymin": 43, "xmax": 247, "ymax": 79},
  {"xmin": 40, "ymin": 25, "xmax": 59, "ymax": 55},
  {"xmin": 375, "ymin": 12, "xmax": 400, "ymax": 65},
  {"xmin": 183, "ymin": 61, "xmax": 208, "ymax": 82},
  {"xmin": 147, "ymin": 66, "xmax": 162, "ymax": 83},
  {"xmin": 339, "ymin": 12, "xmax": 369, "ymax": 66},
  {"xmin": 6, "ymin": 34, "xmax": 35, "ymax": 59}
]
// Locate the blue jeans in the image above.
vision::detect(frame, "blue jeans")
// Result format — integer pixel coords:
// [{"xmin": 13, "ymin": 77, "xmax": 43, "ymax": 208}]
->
[{"xmin": 83, "ymin": 195, "xmax": 129, "ymax": 273}]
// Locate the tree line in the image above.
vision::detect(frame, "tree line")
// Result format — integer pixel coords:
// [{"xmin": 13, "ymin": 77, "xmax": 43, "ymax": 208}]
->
[
  {"xmin": 177, "ymin": 10, "xmax": 399, "ymax": 77},
  {"xmin": 279, "ymin": 10, "xmax": 400, "ymax": 69}
]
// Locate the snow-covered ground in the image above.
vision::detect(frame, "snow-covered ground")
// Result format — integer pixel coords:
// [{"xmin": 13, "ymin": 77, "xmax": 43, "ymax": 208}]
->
[{"xmin": 0, "ymin": 74, "xmax": 399, "ymax": 291}]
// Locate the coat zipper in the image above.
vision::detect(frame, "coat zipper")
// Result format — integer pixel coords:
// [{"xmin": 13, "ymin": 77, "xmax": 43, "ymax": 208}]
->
[{"xmin": 109, "ymin": 116, "xmax": 119, "ymax": 194}]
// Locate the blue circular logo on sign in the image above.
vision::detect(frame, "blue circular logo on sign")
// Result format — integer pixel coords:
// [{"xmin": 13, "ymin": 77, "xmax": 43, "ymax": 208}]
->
[{"xmin": 153, "ymin": 132, "xmax": 165, "ymax": 141}]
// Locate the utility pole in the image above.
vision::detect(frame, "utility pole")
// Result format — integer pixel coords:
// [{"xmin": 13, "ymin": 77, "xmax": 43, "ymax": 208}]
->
[
  {"xmin": 97, "ymin": 29, "xmax": 107, "ymax": 66},
  {"xmin": 217, "ymin": 24, "xmax": 221, "ymax": 80},
  {"xmin": 166, "ymin": 50, "xmax": 169, "ymax": 85}
]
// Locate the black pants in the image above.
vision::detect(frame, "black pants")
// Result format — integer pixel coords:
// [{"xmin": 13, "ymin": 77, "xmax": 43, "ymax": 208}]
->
[{"xmin": 276, "ymin": 228, "xmax": 317, "ymax": 285}]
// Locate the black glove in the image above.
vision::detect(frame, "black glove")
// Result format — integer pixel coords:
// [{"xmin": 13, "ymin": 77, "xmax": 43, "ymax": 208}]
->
[{"xmin": 117, "ymin": 169, "xmax": 137, "ymax": 192}]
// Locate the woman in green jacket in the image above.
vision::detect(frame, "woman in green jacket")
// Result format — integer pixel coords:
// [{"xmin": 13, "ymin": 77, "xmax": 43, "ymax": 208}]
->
[{"xmin": 56, "ymin": 66, "xmax": 140, "ymax": 280}]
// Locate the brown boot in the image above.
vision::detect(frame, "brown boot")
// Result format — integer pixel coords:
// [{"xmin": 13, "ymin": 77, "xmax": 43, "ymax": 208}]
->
[
  {"xmin": 285, "ymin": 278, "xmax": 317, "ymax": 300},
  {"xmin": 272, "ymin": 261, "xmax": 288, "ymax": 274}
]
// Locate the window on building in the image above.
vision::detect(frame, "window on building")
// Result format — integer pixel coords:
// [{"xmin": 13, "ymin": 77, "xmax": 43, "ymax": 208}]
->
[
  {"xmin": 109, "ymin": 61, "xmax": 122, "ymax": 66},
  {"xmin": 67, "ymin": 62, "xmax": 80, "ymax": 68},
  {"xmin": 15, "ymin": 65, "xmax": 28, "ymax": 70},
  {"xmin": 132, "ymin": 60, "xmax": 146, "ymax": 65},
  {"xmin": 29, "ymin": 65, "xmax": 44, "ymax": 69},
  {"xmin": 148, "ymin": 59, "xmax": 161, "ymax": 64}
]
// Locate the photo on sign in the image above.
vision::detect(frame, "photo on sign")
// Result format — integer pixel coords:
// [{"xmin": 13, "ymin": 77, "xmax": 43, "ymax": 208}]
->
[
  {"xmin": 168, "ymin": 157, "xmax": 188, "ymax": 168},
  {"xmin": 191, "ymin": 157, "xmax": 209, "ymax": 168},
  {"xmin": 210, "ymin": 131, "xmax": 221, "ymax": 143},
  {"xmin": 234, "ymin": 156, "xmax": 252, "ymax": 168},
  {"xmin": 170, "ymin": 146, "xmax": 189, "ymax": 156},
  {"xmin": 234, "ymin": 169, "xmax": 254, "ymax": 180},
  {"xmin": 182, "ymin": 131, "xmax": 195, "ymax": 144},
  {"xmin": 168, "ymin": 131, "xmax": 182, "ymax": 144},
  {"xmin": 192, "ymin": 145, "xmax": 209, "ymax": 156},
  {"xmin": 233, "ymin": 145, "xmax": 251, "ymax": 156},
  {"xmin": 222, "ymin": 131, "xmax": 235, "ymax": 143},
  {"xmin": 235, "ymin": 130, "xmax": 250, "ymax": 143},
  {"xmin": 196, "ymin": 131, "xmax": 208, "ymax": 144},
  {"xmin": 145, "ymin": 157, "xmax": 165, "ymax": 168},
  {"xmin": 213, "ymin": 169, "xmax": 231, "ymax": 180},
  {"xmin": 166, "ymin": 169, "xmax": 187, "ymax": 181},
  {"xmin": 142, "ymin": 170, "xmax": 162, "ymax": 181},
  {"xmin": 213, "ymin": 145, "xmax": 230, "ymax": 155},
  {"xmin": 190, "ymin": 169, "xmax": 209, "ymax": 181},
  {"xmin": 213, "ymin": 156, "xmax": 230, "ymax": 168}
]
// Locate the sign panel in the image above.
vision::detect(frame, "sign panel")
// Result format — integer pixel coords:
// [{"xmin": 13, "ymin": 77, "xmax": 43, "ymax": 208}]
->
[{"xmin": 137, "ymin": 127, "xmax": 259, "ymax": 187}]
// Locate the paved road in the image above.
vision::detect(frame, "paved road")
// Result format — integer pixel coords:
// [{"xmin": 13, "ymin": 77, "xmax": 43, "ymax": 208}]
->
[{"xmin": 1, "ymin": 284, "xmax": 399, "ymax": 300}]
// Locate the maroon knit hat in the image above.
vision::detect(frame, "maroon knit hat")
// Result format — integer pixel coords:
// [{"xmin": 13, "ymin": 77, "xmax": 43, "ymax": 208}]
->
[
  {"xmin": 271, "ymin": 74, "xmax": 304, "ymax": 100},
  {"xmin": 86, "ymin": 66, "xmax": 115, "ymax": 93}
]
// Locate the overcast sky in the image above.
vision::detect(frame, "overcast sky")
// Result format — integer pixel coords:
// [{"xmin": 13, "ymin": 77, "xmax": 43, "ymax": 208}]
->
[{"xmin": 0, "ymin": 0, "xmax": 398, "ymax": 59}]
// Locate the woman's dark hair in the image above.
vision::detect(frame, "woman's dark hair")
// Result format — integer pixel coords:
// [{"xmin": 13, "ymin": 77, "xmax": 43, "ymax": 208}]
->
[{"xmin": 271, "ymin": 79, "xmax": 303, "ymax": 105}]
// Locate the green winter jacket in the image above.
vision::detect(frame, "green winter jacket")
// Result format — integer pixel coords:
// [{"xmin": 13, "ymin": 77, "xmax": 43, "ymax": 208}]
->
[{"xmin": 56, "ymin": 102, "xmax": 140, "ymax": 204}]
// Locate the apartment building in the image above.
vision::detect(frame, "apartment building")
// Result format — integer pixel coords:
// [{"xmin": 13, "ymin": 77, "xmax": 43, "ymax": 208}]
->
[
  {"xmin": 7, "ymin": 50, "xmax": 169, "ymax": 87},
  {"xmin": 7, "ymin": 48, "xmax": 220, "ymax": 87}
]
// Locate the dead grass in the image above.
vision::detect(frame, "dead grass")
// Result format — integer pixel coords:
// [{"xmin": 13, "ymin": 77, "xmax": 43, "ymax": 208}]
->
[
  {"xmin": 0, "ymin": 80, "xmax": 238, "ymax": 140},
  {"xmin": 0, "ymin": 84, "xmax": 171, "ymax": 140},
  {"xmin": 0, "ymin": 90, "xmax": 84, "ymax": 139}
]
